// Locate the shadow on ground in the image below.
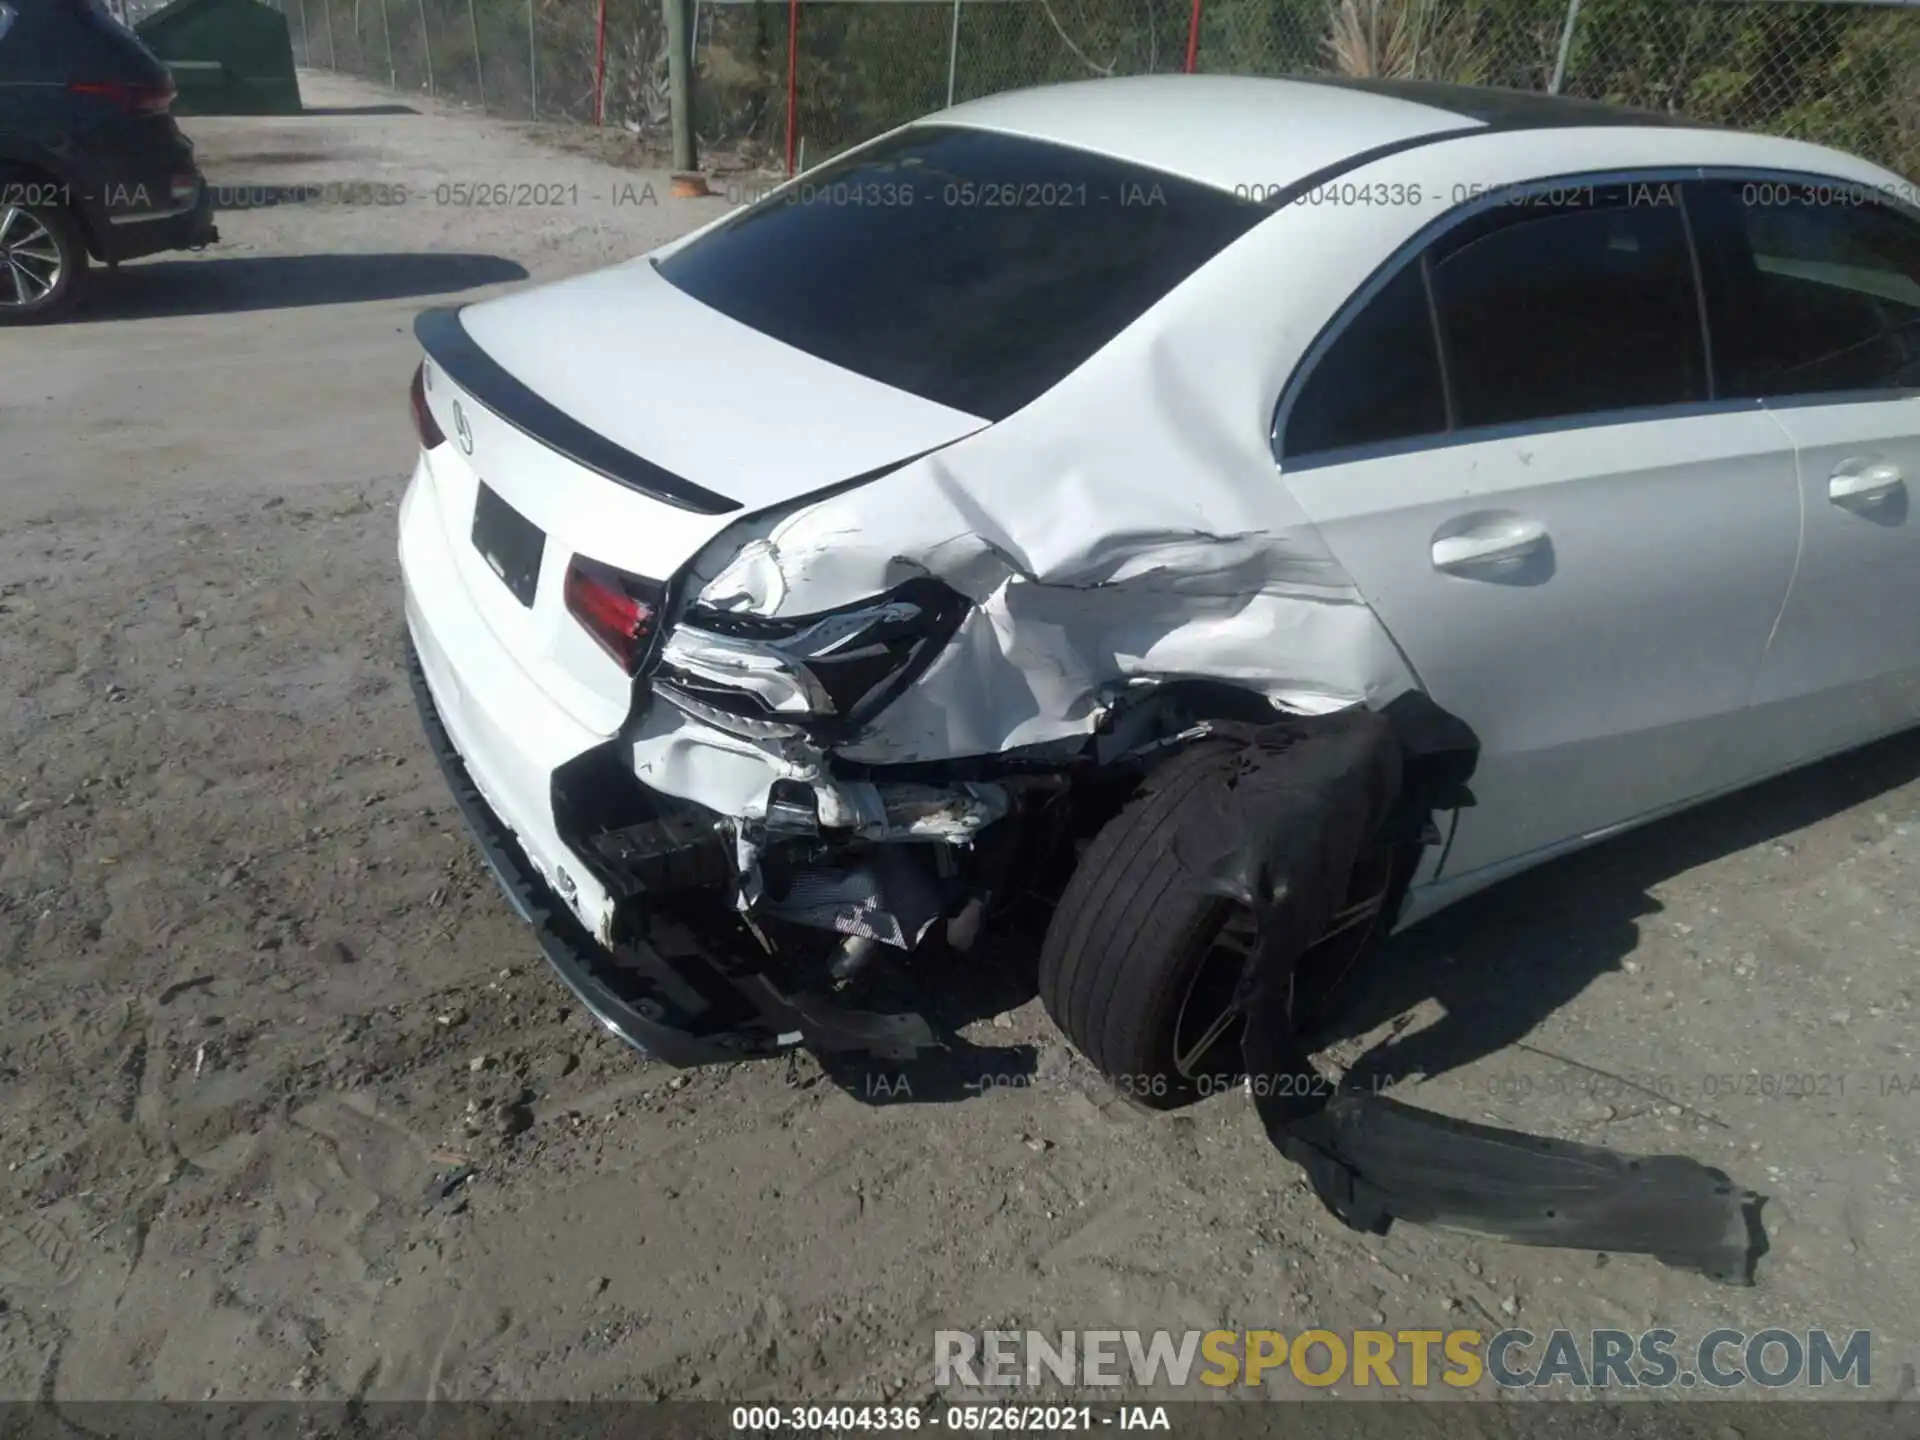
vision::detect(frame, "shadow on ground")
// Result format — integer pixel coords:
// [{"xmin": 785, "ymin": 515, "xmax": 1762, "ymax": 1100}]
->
[
  {"xmin": 823, "ymin": 726, "xmax": 1920, "ymax": 1122},
  {"xmin": 1324, "ymin": 725, "xmax": 1920, "ymax": 1094},
  {"xmin": 809, "ymin": 926, "xmax": 1048, "ymax": 1106},
  {"xmin": 82, "ymin": 252, "xmax": 528, "ymax": 319}
]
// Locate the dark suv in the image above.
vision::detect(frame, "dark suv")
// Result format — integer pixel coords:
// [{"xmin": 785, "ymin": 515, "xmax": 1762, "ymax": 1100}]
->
[{"xmin": 0, "ymin": 0, "xmax": 217, "ymax": 323}]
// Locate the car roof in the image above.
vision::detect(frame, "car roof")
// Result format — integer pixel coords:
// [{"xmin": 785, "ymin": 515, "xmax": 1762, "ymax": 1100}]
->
[{"xmin": 931, "ymin": 74, "xmax": 1721, "ymax": 195}]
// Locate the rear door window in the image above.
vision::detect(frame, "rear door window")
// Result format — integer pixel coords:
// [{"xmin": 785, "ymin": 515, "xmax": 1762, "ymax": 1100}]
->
[
  {"xmin": 654, "ymin": 125, "xmax": 1265, "ymax": 421},
  {"xmin": 1280, "ymin": 259, "xmax": 1448, "ymax": 460},
  {"xmin": 1427, "ymin": 183, "xmax": 1709, "ymax": 430},
  {"xmin": 1689, "ymin": 180, "xmax": 1920, "ymax": 397},
  {"xmin": 1279, "ymin": 179, "xmax": 1710, "ymax": 463}
]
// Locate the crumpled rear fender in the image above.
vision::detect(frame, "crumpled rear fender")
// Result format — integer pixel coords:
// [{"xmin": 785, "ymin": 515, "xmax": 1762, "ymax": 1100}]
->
[{"xmin": 670, "ymin": 271, "xmax": 1423, "ymax": 770}]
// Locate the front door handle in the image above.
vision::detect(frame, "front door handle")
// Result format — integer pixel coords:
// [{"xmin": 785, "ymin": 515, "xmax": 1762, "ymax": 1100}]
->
[
  {"xmin": 1432, "ymin": 518, "xmax": 1550, "ymax": 575},
  {"xmin": 1829, "ymin": 458, "xmax": 1905, "ymax": 508}
]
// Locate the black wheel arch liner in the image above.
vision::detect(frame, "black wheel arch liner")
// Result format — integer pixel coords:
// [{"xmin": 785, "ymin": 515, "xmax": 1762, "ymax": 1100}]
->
[
  {"xmin": 1163, "ymin": 690, "xmax": 1768, "ymax": 1285},
  {"xmin": 0, "ymin": 138, "xmax": 111, "ymax": 258}
]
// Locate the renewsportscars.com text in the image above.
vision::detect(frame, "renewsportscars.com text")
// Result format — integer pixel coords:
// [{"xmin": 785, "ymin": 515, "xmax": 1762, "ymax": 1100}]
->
[{"xmin": 934, "ymin": 1327, "xmax": 1871, "ymax": 1390}]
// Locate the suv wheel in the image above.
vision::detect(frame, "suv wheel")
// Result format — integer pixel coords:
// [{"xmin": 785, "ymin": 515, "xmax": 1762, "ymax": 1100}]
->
[
  {"xmin": 0, "ymin": 201, "xmax": 88, "ymax": 325},
  {"xmin": 1038, "ymin": 741, "xmax": 1407, "ymax": 1111}
]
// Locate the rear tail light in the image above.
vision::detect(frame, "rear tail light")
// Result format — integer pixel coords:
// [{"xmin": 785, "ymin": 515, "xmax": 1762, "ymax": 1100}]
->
[
  {"xmin": 565, "ymin": 556, "xmax": 659, "ymax": 675},
  {"xmin": 69, "ymin": 77, "xmax": 174, "ymax": 113},
  {"xmin": 409, "ymin": 362, "xmax": 445, "ymax": 449}
]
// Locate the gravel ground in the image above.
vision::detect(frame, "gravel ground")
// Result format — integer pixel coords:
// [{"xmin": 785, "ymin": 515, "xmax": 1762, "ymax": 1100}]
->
[{"xmin": 2, "ymin": 69, "xmax": 1918, "ymax": 1409}]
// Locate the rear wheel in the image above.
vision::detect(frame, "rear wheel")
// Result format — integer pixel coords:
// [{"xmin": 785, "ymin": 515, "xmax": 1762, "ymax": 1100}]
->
[
  {"xmin": 0, "ymin": 202, "xmax": 88, "ymax": 326},
  {"xmin": 1038, "ymin": 742, "xmax": 1405, "ymax": 1110}
]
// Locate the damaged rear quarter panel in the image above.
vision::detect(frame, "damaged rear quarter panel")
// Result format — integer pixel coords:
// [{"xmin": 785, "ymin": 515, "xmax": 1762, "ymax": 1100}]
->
[{"xmin": 677, "ymin": 205, "xmax": 1423, "ymax": 767}]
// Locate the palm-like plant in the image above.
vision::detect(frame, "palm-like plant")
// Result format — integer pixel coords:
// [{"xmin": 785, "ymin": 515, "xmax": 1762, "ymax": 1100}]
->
[{"xmin": 1324, "ymin": 0, "xmax": 1489, "ymax": 86}]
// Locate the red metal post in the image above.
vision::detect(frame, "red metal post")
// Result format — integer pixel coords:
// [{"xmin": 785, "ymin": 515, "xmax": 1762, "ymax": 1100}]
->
[
  {"xmin": 594, "ymin": 0, "xmax": 608, "ymax": 126},
  {"xmin": 784, "ymin": 0, "xmax": 799, "ymax": 174},
  {"xmin": 1183, "ymin": 0, "xmax": 1201, "ymax": 72}
]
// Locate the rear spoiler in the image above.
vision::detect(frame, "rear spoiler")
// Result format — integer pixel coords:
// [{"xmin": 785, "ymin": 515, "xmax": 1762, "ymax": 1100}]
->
[{"xmin": 412, "ymin": 305, "xmax": 744, "ymax": 517}]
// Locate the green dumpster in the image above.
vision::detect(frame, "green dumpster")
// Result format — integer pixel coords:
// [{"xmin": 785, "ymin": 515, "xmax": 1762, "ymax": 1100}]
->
[{"xmin": 135, "ymin": 0, "xmax": 302, "ymax": 115}]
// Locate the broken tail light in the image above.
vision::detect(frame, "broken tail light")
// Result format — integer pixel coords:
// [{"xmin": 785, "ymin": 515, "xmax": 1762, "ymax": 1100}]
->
[
  {"xmin": 409, "ymin": 362, "xmax": 445, "ymax": 449},
  {"xmin": 566, "ymin": 556, "xmax": 660, "ymax": 675},
  {"xmin": 652, "ymin": 577, "xmax": 970, "ymax": 740}
]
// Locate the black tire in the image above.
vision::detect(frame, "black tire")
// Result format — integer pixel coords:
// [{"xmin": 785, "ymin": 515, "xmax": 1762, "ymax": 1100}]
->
[
  {"xmin": 1038, "ymin": 741, "xmax": 1403, "ymax": 1111},
  {"xmin": 0, "ymin": 201, "xmax": 89, "ymax": 326}
]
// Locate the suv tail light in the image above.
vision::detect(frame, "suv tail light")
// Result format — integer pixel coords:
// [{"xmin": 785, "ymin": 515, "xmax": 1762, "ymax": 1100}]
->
[
  {"xmin": 69, "ymin": 77, "xmax": 175, "ymax": 113},
  {"xmin": 565, "ymin": 557, "xmax": 660, "ymax": 675},
  {"xmin": 409, "ymin": 363, "xmax": 444, "ymax": 448}
]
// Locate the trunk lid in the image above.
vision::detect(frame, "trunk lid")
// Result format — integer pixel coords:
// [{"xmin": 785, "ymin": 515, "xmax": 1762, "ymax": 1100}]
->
[
  {"xmin": 454, "ymin": 260, "xmax": 989, "ymax": 523},
  {"xmin": 411, "ymin": 264, "xmax": 989, "ymax": 738}
]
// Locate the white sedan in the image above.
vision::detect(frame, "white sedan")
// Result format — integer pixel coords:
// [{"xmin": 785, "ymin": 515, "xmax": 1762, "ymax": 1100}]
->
[{"xmin": 398, "ymin": 74, "xmax": 1920, "ymax": 1123}]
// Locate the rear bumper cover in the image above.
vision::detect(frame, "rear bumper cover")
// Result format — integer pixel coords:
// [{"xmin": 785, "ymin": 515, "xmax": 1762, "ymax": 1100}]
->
[
  {"xmin": 102, "ymin": 182, "xmax": 219, "ymax": 262},
  {"xmin": 407, "ymin": 638, "xmax": 940, "ymax": 1066},
  {"xmin": 406, "ymin": 639, "xmax": 755, "ymax": 1067}
]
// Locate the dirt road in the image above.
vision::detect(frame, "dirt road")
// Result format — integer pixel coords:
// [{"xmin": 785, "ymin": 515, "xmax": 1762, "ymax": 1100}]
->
[{"xmin": 2, "ymin": 70, "xmax": 1917, "ymax": 1406}]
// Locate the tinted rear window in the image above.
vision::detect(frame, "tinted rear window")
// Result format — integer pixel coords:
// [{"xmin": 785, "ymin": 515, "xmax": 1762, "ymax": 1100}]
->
[
  {"xmin": 1691, "ymin": 181, "xmax": 1920, "ymax": 397},
  {"xmin": 1428, "ymin": 184, "xmax": 1708, "ymax": 428},
  {"xmin": 1282, "ymin": 260, "xmax": 1448, "ymax": 458},
  {"xmin": 654, "ymin": 126, "xmax": 1264, "ymax": 420}
]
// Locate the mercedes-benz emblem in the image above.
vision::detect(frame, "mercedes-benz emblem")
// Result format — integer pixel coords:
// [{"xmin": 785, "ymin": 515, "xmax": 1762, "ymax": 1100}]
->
[{"xmin": 452, "ymin": 400, "xmax": 474, "ymax": 455}]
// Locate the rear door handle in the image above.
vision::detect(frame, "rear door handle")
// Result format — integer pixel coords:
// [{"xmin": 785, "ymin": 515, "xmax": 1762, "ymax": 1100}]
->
[
  {"xmin": 1432, "ymin": 518, "xmax": 1549, "ymax": 575},
  {"xmin": 1829, "ymin": 458, "xmax": 1905, "ymax": 507}
]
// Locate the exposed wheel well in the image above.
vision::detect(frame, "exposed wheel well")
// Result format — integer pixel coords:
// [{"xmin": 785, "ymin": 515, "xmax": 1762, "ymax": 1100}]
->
[{"xmin": 0, "ymin": 158, "xmax": 105, "ymax": 259}]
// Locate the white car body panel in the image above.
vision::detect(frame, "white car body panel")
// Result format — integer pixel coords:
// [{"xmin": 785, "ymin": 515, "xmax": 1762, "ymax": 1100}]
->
[
  {"xmin": 1248, "ymin": 123, "xmax": 1916, "ymax": 895},
  {"xmin": 400, "ymin": 455, "xmax": 622, "ymax": 942},
  {"xmin": 1280, "ymin": 411, "xmax": 1804, "ymax": 880},
  {"xmin": 930, "ymin": 73, "xmax": 1477, "ymax": 193},
  {"xmin": 1745, "ymin": 396, "xmax": 1920, "ymax": 763},
  {"xmin": 398, "ymin": 75, "xmax": 1920, "ymax": 949},
  {"xmin": 674, "ymin": 212, "xmax": 1430, "ymax": 760},
  {"xmin": 408, "ymin": 382, "xmax": 721, "ymax": 736},
  {"xmin": 409, "ymin": 267, "xmax": 989, "ymax": 738}
]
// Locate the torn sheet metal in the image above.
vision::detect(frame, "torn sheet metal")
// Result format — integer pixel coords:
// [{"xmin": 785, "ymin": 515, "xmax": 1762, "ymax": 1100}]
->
[
  {"xmin": 664, "ymin": 217, "xmax": 1424, "ymax": 776},
  {"xmin": 624, "ymin": 697, "xmax": 1012, "ymax": 841},
  {"xmin": 681, "ymin": 489, "xmax": 1406, "ymax": 768},
  {"xmin": 1166, "ymin": 696, "xmax": 1767, "ymax": 1285}
]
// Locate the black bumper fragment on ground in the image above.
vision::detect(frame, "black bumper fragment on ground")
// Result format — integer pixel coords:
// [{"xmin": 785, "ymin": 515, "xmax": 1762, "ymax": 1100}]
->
[{"xmin": 1170, "ymin": 694, "xmax": 1767, "ymax": 1285}]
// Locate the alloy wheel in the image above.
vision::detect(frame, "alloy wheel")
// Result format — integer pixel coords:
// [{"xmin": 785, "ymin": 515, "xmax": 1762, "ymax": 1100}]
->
[
  {"xmin": 1169, "ymin": 850, "xmax": 1398, "ymax": 1081},
  {"xmin": 0, "ymin": 207, "xmax": 64, "ymax": 309}
]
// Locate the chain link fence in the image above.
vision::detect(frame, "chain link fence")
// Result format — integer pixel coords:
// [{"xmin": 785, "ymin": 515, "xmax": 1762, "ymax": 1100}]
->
[
  {"xmin": 282, "ymin": 0, "xmax": 793, "ymax": 159},
  {"xmin": 288, "ymin": 0, "xmax": 1920, "ymax": 178}
]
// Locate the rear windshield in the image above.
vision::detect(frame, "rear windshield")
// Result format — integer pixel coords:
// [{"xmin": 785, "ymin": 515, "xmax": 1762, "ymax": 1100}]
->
[{"xmin": 654, "ymin": 126, "xmax": 1265, "ymax": 420}]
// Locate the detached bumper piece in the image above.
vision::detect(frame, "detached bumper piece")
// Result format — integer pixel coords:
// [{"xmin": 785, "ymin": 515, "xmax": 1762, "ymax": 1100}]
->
[
  {"xmin": 1174, "ymin": 694, "xmax": 1767, "ymax": 1285},
  {"xmin": 408, "ymin": 643, "xmax": 937, "ymax": 1066}
]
